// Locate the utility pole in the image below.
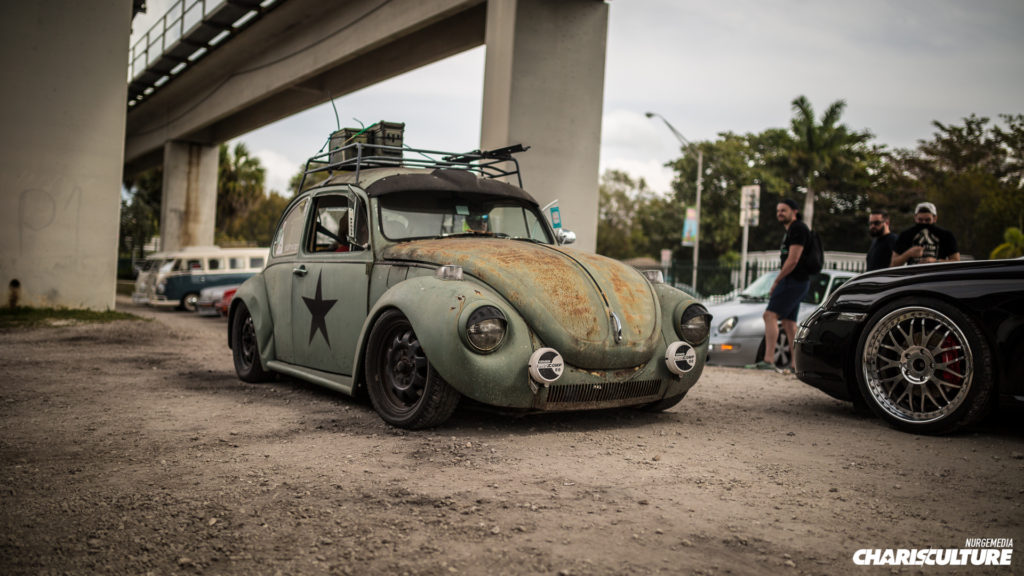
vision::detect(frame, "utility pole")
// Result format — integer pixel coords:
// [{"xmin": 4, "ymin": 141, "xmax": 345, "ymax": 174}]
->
[{"xmin": 646, "ymin": 112, "xmax": 702, "ymax": 291}]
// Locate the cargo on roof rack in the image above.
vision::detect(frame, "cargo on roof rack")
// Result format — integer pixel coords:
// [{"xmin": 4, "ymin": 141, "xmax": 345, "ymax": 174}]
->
[{"xmin": 297, "ymin": 121, "xmax": 529, "ymax": 192}]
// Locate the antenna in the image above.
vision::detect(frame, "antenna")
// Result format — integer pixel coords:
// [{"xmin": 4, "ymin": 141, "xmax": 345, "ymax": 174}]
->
[{"xmin": 327, "ymin": 89, "xmax": 340, "ymax": 131}]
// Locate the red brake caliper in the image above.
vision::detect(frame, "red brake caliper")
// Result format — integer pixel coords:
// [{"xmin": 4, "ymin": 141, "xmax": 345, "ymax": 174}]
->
[{"xmin": 939, "ymin": 334, "xmax": 961, "ymax": 385}]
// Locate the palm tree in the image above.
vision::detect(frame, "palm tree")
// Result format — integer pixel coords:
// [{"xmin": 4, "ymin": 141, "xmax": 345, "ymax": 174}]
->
[
  {"xmin": 217, "ymin": 142, "xmax": 266, "ymax": 240},
  {"xmin": 990, "ymin": 227, "xmax": 1024, "ymax": 259},
  {"xmin": 787, "ymin": 96, "xmax": 871, "ymax": 228}
]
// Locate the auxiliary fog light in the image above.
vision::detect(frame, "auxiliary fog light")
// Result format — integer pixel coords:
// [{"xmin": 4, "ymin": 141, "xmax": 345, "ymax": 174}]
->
[
  {"xmin": 528, "ymin": 347, "xmax": 564, "ymax": 386},
  {"xmin": 665, "ymin": 341, "xmax": 697, "ymax": 376}
]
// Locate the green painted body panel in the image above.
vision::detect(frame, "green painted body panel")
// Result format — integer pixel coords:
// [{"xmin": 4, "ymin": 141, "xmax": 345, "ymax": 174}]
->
[
  {"xmin": 382, "ymin": 238, "xmax": 661, "ymax": 369},
  {"xmin": 230, "ymin": 274, "xmax": 276, "ymax": 371}
]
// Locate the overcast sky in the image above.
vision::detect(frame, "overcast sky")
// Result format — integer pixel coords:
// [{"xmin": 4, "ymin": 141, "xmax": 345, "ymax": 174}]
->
[{"xmin": 131, "ymin": 0, "xmax": 1024, "ymax": 196}]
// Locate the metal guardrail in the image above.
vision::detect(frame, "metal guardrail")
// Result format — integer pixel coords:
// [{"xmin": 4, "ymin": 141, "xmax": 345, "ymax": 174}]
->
[{"xmin": 127, "ymin": 0, "xmax": 284, "ymax": 108}]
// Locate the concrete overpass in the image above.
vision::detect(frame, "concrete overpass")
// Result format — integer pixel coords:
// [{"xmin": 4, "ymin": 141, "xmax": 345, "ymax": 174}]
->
[{"xmin": 1, "ymin": 0, "xmax": 608, "ymax": 310}]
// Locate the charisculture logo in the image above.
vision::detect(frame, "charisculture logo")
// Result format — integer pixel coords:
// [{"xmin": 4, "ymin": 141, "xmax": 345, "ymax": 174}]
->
[{"xmin": 852, "ymin": 538, "xmax": 1014, "ymax": 566}]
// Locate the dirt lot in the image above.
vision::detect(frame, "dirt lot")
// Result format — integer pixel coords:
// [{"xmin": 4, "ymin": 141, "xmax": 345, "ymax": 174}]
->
[{"xmin": 1, "ymin": 297, "xmax": 1021, "ymax": 575}]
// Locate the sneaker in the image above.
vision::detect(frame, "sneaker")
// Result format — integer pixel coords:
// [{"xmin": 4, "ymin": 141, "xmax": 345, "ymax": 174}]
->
[{"xmin": 745, "ymin": 360, "xmax": 778, "ymax": 371}]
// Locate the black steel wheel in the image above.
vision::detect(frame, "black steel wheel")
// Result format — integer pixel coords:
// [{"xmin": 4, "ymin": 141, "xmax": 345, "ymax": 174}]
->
[
  {"xmin": 855, "ymin": 298, "xmax": 993, "ymax": 434},
  {"xmin": 231, "ymin": 301, "xmax": 272, "ymax": 383},
  {"xmin": 180, "ymin": 292, "xmax": 200, "ymax": 312},
  {"xmin": 364, "ymin": 309, "xmax": 460, "ymax": 429}
]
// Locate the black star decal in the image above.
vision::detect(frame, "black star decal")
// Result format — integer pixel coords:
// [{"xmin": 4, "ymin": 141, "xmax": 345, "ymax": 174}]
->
[{"xmin": 302, "ymin": 271, "xmax": 337, "ymax": 346}]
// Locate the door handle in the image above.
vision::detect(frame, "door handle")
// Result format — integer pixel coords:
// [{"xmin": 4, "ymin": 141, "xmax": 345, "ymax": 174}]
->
[{"xmin": 293, "ymin": 265, "xmax": 308, "ymax": 277}]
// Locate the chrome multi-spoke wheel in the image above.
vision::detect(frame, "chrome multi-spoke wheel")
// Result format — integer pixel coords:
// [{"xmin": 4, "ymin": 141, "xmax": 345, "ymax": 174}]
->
[
  {"xmin": 365, "ymin": 310, "xmax": 460, "ymax": 429},
  {"xmin": 856, "ymin": 299, "xmax": 992, "ymax": 434}
]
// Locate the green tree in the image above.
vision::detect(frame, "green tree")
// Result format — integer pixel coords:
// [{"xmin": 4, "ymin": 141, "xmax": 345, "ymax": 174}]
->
[
  {"xmin": 217, "ymin": 142, "xmax": 266, "ymax": 241},
  {"xmin": 886, "ymin": 114, "xmax": 1023, "ymax": 257},
  {"xmin": 781, "ymin": 95, "xmax": 873, "ymax": 229},
  {"xmin": 990, "ymin": 227, "xmax": 1024, "ymax": 259},
  {"xmin": 596, "ymin": 170, "xmax": 650, "ymax": 260},
  {"xmin": 120, "ymin": 167, "xmax": 162, "ymax": 258}
]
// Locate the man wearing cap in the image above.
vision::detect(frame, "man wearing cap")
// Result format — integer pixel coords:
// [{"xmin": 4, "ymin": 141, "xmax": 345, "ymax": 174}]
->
[
  {"xmin": 891, "ymin": 202, "xmax": 960, "ymax": 266},
  {"xmin": 747, "ymin": 198, "xmax": 810, "ymax": 371}
]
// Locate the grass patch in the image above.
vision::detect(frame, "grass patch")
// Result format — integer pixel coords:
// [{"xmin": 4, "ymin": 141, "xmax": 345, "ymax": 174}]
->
[{"xmin": 0, "ymin": 306, "xmax": 141, "ymax": 329}]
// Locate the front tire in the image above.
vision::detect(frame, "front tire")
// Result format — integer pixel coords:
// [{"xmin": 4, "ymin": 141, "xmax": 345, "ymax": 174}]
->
[
  {"xmin": 180, "ymin": 292, "xmax": 200, "ymax": 312},
  {"xmin": 855, "ymin": 298, "xmax": 993, "ymax": 434},
  {"xmin": 232, "ymin": 302, "xmax": 272, "ymax": 383},
  {"xmin": 364, "ymin": 310, "xmax": 460, "ymax": 429},
  {"xmin": 639, "ymin": 392, "xmax": 688, "ymax": 412}
]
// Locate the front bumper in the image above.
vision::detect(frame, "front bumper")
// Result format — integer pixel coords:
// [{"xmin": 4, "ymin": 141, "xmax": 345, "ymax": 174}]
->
[
  {"xmin": 707, "ymin": 334, "xmax": 762, "ymax": 367},
  {"xmin": 147, "ymin": 295, "xmax": 179, "ymax": 308},
  {"xmin": 793, "ymin": 311, "xmax": 862, "ymax": 402}
]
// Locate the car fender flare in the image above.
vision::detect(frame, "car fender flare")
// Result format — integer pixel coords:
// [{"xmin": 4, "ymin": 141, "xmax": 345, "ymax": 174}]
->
[
  {"xmin": 352, "ymin": 275, "xmax": 530, "ymax": 398},
  {"xmin": 228, "ymin": 275, "xmax": 276, "ymax": 371}
]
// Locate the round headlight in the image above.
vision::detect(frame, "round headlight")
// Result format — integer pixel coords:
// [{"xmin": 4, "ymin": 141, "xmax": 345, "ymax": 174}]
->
[
  {"xmin": 466, "ymin": 306, "xmax": 507, "ymax": 352},
  {"xmin": 678, "ymin": 304, "xmax": 711, "ymax": 344},
  {"xmin": 718, "ymin": 316, "xmax": 738, "ymax": 334}
]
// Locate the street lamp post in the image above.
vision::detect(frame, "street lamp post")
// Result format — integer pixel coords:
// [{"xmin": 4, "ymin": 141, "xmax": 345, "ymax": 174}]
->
[{"xmin": 646, "ymin": 112, "xmax": 703, "ymax": 292}]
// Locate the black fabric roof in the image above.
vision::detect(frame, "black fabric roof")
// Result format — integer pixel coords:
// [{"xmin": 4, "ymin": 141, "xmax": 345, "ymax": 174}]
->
[{"xmin": 363, "ymin": 169, "xmax": 538, "ymax": 206}]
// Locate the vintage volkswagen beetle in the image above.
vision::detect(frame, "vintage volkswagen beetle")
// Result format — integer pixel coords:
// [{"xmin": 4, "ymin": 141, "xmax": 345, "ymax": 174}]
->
[{"xmin": 228, "ymin": 135, "xmax": 710, "ymax": 428}]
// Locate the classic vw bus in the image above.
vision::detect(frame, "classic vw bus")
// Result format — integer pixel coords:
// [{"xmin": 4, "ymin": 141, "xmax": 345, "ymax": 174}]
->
[{"xmin": 143, "ymin": 246, "xmax": 267, "ymax": 311}]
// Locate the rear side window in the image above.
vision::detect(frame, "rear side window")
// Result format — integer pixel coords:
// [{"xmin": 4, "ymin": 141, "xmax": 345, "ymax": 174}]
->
[
  {"xmin": 229, "ymin": 257, "xmax": 246, "ymax": 269},
  {"xmin": 272, "ymin": 198, "xmax": 308, "ymax": 257},
  {"xmin": 249, "ymin": 257, "xmax": 265, "ymax": 269}
]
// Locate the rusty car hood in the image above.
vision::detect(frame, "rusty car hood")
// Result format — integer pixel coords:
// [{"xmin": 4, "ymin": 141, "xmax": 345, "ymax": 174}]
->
[{"xmin": 381, "ymin": 238, "xmax": 661, "ymax": 369}]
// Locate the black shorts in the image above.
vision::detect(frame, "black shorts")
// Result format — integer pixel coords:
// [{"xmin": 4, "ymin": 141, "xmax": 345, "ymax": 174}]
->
[{"xmin": 767, "ymin": 276, "xmax": 809, "ymax": 322}]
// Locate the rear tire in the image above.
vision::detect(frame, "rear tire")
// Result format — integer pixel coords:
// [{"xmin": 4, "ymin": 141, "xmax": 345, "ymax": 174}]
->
[
  {"xmin": 855, "ymin": 297, "xmax": 993, "ymax": 434},
  {"xmin": 232, "ymin": 302, "xmax": 273, "ymax": 383},
  {"xmin": 364, "ymin": 310, "xmax": 460, "ymax": 429}
]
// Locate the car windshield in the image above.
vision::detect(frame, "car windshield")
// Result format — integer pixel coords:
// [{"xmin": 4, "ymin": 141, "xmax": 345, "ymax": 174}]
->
[
  {"xmin": 378, "ymin": 190, "xmax": 553, "ymax": 243},
  {"xmin": 740, "ymin": 271, "xmax": 779, "ymax": 300},
  {"xmin": 740, "ymin": 270, "xmax": 833, "ymax": 305}
]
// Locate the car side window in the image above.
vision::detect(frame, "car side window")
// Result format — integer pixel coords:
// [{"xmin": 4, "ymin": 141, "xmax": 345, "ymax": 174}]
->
[
  {"xmin": 272, "ymin": 198, "xmax": 308, "ymax": 258},
  {"xmin": 307, "ymin": 195, "xmax": 360, "ymax": 253}
]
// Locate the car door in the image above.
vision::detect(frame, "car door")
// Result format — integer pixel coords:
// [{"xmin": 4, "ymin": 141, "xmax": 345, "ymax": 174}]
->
[
  {"xmin": 290, "ymin": 190, "xmax": 371, "ymax": 375},
  {"xmin": 264, "ymin": 196, "xmax": 309, "ymax": 364}
]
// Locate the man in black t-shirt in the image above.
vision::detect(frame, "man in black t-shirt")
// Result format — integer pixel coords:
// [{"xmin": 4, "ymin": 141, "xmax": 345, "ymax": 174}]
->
[
  {"xmin": 865, "ymin": 209, "xmax": 897, "ymax": 271},
  {"xmin": 891, "ymin": 202, "xmax": 960, "ymax": 266},
  {"xmin": 747, "ymin": 198, "xmax": 810, "ymax": 371}
]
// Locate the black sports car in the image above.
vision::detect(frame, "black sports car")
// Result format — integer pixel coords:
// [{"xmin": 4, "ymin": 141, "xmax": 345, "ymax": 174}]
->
[{"xmin": 794, "ymin": 258, "xmax": 1024, "ymax": 434}]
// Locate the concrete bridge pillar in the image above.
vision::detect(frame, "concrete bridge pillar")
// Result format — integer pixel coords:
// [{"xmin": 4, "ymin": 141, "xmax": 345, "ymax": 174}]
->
[
  {"xmin": 159, "ymin": 142, "xmax": 218, "ymax": 251},
  {"xmin": 0, "ymin": 1, "xmax": 130, "ymax": 310},
  {"xmin": 481, "ymin": 0, "xmax": 608, "ymax": 253}
]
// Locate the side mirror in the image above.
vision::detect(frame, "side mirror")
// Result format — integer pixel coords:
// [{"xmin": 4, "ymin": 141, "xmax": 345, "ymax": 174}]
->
[{"xmin": 556, "ymin": 229, "xmax": 576, "ymax": 245}]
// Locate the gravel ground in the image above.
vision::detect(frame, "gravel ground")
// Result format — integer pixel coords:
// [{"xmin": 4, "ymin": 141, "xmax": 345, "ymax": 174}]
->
[{"xmin": 1, "ymin": 297, "xmax": 1021, "ymax": 575}]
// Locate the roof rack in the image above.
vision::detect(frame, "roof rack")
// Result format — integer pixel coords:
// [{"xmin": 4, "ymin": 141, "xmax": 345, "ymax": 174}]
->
[{"xmin": 298, "ymin": 141, "xmax": 530, "ymax": 193}]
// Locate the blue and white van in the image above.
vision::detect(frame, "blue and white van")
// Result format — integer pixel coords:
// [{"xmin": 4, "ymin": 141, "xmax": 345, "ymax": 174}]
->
[{"xmin": 144, "ymin": 246, "xmax": 268, "ymax": 311}]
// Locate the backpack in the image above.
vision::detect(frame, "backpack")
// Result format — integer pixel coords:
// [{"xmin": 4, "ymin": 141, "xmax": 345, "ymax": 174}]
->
[{"xmin": 802, "ymin": 229, "xmax": 825, "ymax": 274}]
